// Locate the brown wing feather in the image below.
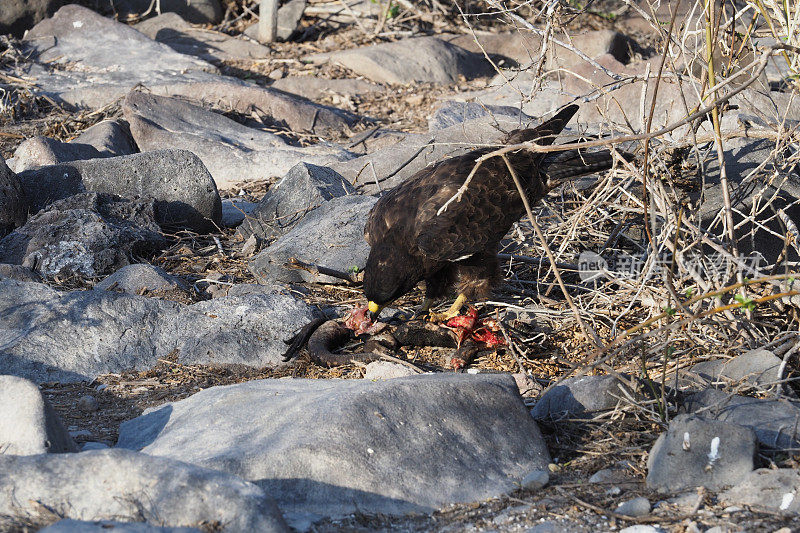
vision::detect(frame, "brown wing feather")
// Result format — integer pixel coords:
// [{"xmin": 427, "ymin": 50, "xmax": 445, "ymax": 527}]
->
[
  {"xmin": 413, "ymin": 156, "xmax": 525, "ymax": 262},
  {"xmin": 365, "ymin": 104, "xmax": 583, "ymax": 263}
]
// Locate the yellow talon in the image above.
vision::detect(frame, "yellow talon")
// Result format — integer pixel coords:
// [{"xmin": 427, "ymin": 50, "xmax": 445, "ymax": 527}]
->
[{"xmin": 427, "ymin": 293, "xmax": 468, "ymax": 323}]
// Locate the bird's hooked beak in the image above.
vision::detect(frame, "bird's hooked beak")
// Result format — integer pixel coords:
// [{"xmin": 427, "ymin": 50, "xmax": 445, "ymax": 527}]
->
[{"xmin": 368, "ymin": 301, "xmax": 384, "ymax": 322}]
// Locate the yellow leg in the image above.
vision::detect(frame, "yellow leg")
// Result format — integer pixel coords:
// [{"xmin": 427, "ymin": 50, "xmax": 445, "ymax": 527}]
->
[{"xmin": 428, "ymin": 293, "xmax": 468, "ymax": 323}]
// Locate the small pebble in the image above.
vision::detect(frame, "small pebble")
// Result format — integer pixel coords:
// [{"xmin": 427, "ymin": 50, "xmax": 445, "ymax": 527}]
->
[
  {"xmin": 76, "ymin": 394, "xmax": 99, "ymax": 412},
  {"xmin": 521, "ymin": 469, "xmax": 549, "ymax": 491},
  {"xmin": 615, "ymin": 496, "xmax": 651, "ymax": 517}
]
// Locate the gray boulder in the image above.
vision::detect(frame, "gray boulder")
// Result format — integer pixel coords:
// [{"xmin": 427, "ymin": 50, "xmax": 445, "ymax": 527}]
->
[
  {"xmin": 157, "ymin": 80, "xmax": 364, "ymax": 139},
  {"xmin": 456, "ymin": 76, "xmax": 569, "ymax": 125},
  {"xmin": 95, "ymin": 263, "xmax": 189, "ymax": 294},
  {"xmin": 7, "ymin": 119, "xmax": 133, "ymax": 172},
  {"xmin": 113, "ymin": 0, "xmax": 223, "ymax": 24},
  {"xmin": 531, "ymin": 375, "xmax": 633, "ymax": 420},
  {"xmin": 249, "ymin": 194, "xmax": 376, "ymax": 284},
  {"xmin": 0, "ymin": 279, "xmax": 179, "ymax": 383},
  {"xmin": 0, "ymin": 449, "xmax": 288, "ymax": 532},
  {"xmin": 0, "ymin": 280, "xmax": 317, "ymax": 383},
  {"xmin": 693, "ymin": 137, "xmax": 800, "ymax": 262},
  {"xmin": 73, "ymin": 119, "xmax": 137, "ymax": 157},
  {"xmin": 0, "ymin": 375, "xmax": 77, "ymax": 455},
  {"xmin": 690, "ymin": 349, "xmax": 784, "ymax": 391},
  {"xmin": 238, "ymin": 162, "xmax": 356, "ymax": 241},
  {"xmin": 304, "ymin": 36, "xmax": 494, "ymax": 84},
  {"xmin": 20, "ymin": 5, "xmax": 361, "ymax": 138},
  {"xmin": 0, "ymin": 0, "xmax": 63, "ymax": 37},
  {"xmin": 122, "ymin": 91, "xmax": 354, "ymax": 189},
  {"xmin": 429, "ymin": 101, "xmax": 534, "ymax": 131},
  {"xmin": 646, "ymin": 414, "xmax": 756, "ymax": 493},
  {"xmin": 721, "ymin": 469, "xmax": 800, "ymax": 514},
  {"xmin": 0, "ymin": 263, "xmax": 41, "ymax": 281},
  {"xmin": 116, "ymin": 374, "xmax": 551, "ymax": 518},
  {"xmin": 12, "ymin": 135, "xmax": 104, "ymax": 173},
  {"xmin": 22, "ymin": 5, "xmax": 216, "ymax": 109},
  {"xmin": 0, "ymin": 157, "xmax": 27, "ymax": 236},
  {"xmin": 17, "ymin": 149, "xmax": 222, "ymax": 233},
  {"xmin": 685, "ymin": 388, "xmax": 800, "ymax": 450},
  {"xmin": 134, "ymin": 13, "xmax": 270, "ymax": 62},
  {"xmin": 0, "ymin": 193, "xmax": 166, "ymax": 280},
  {"xmin": 566, "ymin": 55, "xmax": 702, "ymax": 134},
  {"xmin": 172, "ymin": 291, "xmax": 317, "ymax": 367},
  {"xmin": 731, "ymin": 87, "xmax": 800, "ymax": 127},
  {"xmin": 363, "ymin": 361, "xmax": 418, "ymax": 380},
  {"xmin": 614, "ymin": 497, "xmax": 651, "ymax": 518}
]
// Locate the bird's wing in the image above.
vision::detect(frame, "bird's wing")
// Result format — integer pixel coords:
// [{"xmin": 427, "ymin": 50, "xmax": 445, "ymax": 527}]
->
[
  {"xmin": 369, "ymin": 105, "xmax": 581, "ymax": 262},
  {"xmin": 413, "ymin": 157, "xmax": 513, "ymax": 262},
  {"xmin": 364, "ymin": 177, "xmax": 418, "ymax": 247},
  {"xmin": 413, "ymin": 106, "xmax": 580, "ymax": 262}
]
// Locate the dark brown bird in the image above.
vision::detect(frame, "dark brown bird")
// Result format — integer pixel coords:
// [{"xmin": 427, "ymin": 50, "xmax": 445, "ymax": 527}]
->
[{"xmin": 363, "ymin": 104, "xmax": 622, "ymax": 321}]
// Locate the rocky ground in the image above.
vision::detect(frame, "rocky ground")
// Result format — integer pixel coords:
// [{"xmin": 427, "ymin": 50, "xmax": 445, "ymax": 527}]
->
[{"xmin": 1, "ymin": 0, "xmax": 800, "ymax": 531}]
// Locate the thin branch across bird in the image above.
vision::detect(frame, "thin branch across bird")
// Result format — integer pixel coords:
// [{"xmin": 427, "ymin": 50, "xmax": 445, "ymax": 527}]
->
[{"xmin": 362, "ymin": 104, "xmax": 632, "ymax": 324}]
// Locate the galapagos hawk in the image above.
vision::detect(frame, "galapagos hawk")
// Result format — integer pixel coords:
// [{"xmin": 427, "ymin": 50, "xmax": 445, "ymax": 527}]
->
[{"xmin": 363, "ymin": 104, "xmax": 623, "ymax": 321}]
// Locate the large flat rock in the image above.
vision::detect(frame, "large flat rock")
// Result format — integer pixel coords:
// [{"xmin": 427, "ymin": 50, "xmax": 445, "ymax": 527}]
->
[
  {"xmin": 721, "ymin": 469, "xmax": 800, "ymax": 515},
  {"xmin": 0, "ymin": 280, "xmax": 317, "ymax": 383},
  {"xmin": 20, "ymin": 5, "xmax": 362, "ymax": 138},
  {"xmin": 531, "ymin": 375, "xmax": 634, "ymax": 420},
  {"xmin": 13, "ymin": 136, "xmax": 104, "ymax": 173},
  {"xmin": 116, "ymin": 373, "xmax": 551, "ymax": 518},
  {"xmin": 22, "ymin": 5, "xmax": 216, "ymax": 109},
  {"xmin": 304, "ymin": 36, "xmax": 494, "ymax": 84},
  {"xmin": 12, "ymin": 120, "xmax": 137, "ymax": 173},
  {"xmin": 685, "ymin": 388, "xmax": 800, "ymax": 451},
  {"xmin": 0, "ymin": 449, "xmax": 288, "ymax": 532},
  {"xmin": 444, "ymin": 29, "xmax": 633, "ymax": 69},
  {"xmin": 123, "ymin": 91, "xmax": 355, "ymax": 188}
]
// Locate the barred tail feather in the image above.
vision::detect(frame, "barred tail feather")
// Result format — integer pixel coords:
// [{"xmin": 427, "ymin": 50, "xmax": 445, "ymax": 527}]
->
[{"xmin": 540, "ymin": 149, "xmax": 622, "ymax": 183}]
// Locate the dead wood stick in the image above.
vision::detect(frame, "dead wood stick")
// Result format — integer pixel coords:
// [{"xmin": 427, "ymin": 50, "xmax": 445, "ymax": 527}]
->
[
  {"xmin": 497, "ymin": 253, "xmax": 578, "ymax": 271},
  {"xmin": 286, "ymin": 257, "xmax": 362, "ymax": 284}
]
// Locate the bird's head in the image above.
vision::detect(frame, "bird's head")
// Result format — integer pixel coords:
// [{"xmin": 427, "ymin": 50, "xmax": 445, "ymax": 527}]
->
[{"xmin": 363, "ymin": 242, "xmax": 420, "ymax": 321}]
